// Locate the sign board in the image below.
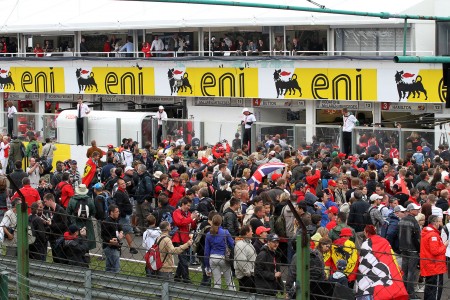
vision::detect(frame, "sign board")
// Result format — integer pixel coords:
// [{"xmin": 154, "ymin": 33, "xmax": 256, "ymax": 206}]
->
[
  {"xmin": 316, "ymin": 100, "xmax": 373, "ymax": 110},
  {"xmin": 381, "ymin": 102, "xmax": 443, "ymax": 113}
]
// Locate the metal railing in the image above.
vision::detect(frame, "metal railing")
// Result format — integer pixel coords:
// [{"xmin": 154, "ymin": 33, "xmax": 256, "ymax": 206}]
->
[{"xmin": 0, "ymin": 49, "xmax": 434, "ymax": 59}]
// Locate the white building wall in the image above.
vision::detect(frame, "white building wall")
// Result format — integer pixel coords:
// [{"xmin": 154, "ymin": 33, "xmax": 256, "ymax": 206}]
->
[{"xmin": 412, "ymin": 23, "xmax": 436, "ymax": 55}]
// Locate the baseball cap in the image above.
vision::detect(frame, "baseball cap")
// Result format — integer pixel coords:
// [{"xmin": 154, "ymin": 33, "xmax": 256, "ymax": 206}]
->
[
  {"xmin": 267, "ymin": 233, "xmax": 280, "ymax": 242},
  {"xmin": 242, "ymin": 108, "xmax": 249, "ymax": 113},
  {"xmin": 256, "ymin": 226, "xmax": 270, "ymax": 236},
  {"xmin": 68, "ymin": 224, "xmax": 79, "ymax": 234},
  {"xmin": 417, "ymin": 146, "xmax": 422, "ymax": 151},
  {"xmin": 236, "ymin": 156, "xmax": 243, "ymax": 161},
  {"xmin": 327, "ymin": 180, "xmax": 337, "ymax": 187},
  {"xmin": 220, "ymin": 179, "xmax": 228, "ymax": 186},
  {"xmin": 71, "ymin": 160, "xmax": 77, "ymax": 165},
  {"xmin": 340, "ymin": 227, "xmax": 353, "ymax": 237},
  {"xmin": 295, "ymin": 182, "xmax": 305, "ymax": 190},
  {"xmin": 153, "ymin": 171, "xmax": 163, "ymax": 179},
  {"xmin": 159, "ymin": 105, "xmax": 164, "ymax": 110},
  {"xmin": 336, "ymin": 259, "xmax": 347, "ymax": 271},
  {"xmin": 406, "ymin": 203, "xmax": 421, "ymax": 211},
  {"xmin": 269, "ymin": 151, "xmax": 276, "ymax": 156},
  {"xmin": 93, "ymin": 182, "xmax": 103, "ymax": 190},
  {"xmin": 369, "ymin": 194, "xmax": 383, "ymax": 202},
  {"xmin": 107, "ymin": 144, "xmax": 114, "ymax": 148},
  {"xmin": 171, "ymin": 171, "xmax": 180, "ymax": 178},
  {"xmin": 338, "ymin": 153, "xmax": 346, "ymax": 159},
  {"xmin": 125, "ymin": 166, "xmax": 134, "ymax": 172},
  {"xmin": 394, "ymin": 205, "xmax": 406, "ymax": 212},
  {"xmin": 327, "ymin": 206, "xmax": 338, "ymax": 215},
  {"xmin": 271, "ymin": 173, "xmax": 282, "ymax": 181}
]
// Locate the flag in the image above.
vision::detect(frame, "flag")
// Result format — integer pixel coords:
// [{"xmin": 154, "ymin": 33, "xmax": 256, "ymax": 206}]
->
[
  {"xmin": 331, "ymin": 238, "xmax": 359, "ymax": 282},
  {"xmin": 82, "ymin": 158, "xmax": 97, "ymax": 187},
  {"xmin": 356, "ymin": 235, "xmax": 408, "ymax": 300},
  {"xmin": 247, "ymin": 162, "xmax": 285, "ymax": 186},
  {"xmin": 247, "ymin": 162, "xmax": 285, "ymax": 197}
]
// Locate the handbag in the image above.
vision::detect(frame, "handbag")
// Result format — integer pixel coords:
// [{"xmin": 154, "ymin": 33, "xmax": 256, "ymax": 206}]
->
[{"xmin": 224, "ymin": 230, "xmax": 234, "ymax": 264}]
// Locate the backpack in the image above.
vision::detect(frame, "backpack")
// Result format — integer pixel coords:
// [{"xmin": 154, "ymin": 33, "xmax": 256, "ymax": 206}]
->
[
  {"xmin": 144, "ymin": 236, "xmax": 170, "ymax": 271},
  {"xmin": 20, "ymin": 142, "xmax": 26, "ymax": 159},
  {"xmin": 212, "ymin": 171, "xmax": 220, "ymax": 189},
  {"xmin": 74, "ymin": 197, "xmax": 90, "ymax": 220},
  {"xmin": 114, "ymin": 151, "xmax": 124, "ymax": 165},
  {"xmin": 363, "ymin": 206, "xmax": 375, "ymax": 226},
  {"xmin": 273, "ymin": 206, "xmax": 287, "ymax": 237},
  {"xmin": 159, "ymin": 210, "xmax": 178, "ymax": 237},
  {"xmin": 98, "ymin": 191, "xmax": 114, "ymax": 217},
  {"xmin": 30, "ymin": 142, "xmax": 39, "ymax": 159},
  {"xmin": 380, "ymin": 219, "xmax": 390, "ymax": 238},
  {"xmin": 40, "ymin": 158, "xmax": 53, "ymax": 173},
  {"xmin": 192, "ymin": 224, "xmax": 211, "ymax": 253},
  {"xmin": 54, "ymin": 182, "xmax": 69, "ymax": 204}
]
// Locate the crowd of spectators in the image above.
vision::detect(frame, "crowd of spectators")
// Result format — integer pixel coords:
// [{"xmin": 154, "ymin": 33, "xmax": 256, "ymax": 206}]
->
[{"xmin": 1, "ymin": 126, "xmax": 450, "ymax": 299}]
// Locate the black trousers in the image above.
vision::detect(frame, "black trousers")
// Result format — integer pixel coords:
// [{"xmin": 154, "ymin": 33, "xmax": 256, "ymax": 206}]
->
[
  {"xmin": 424, "ymin": 273, "xmax": 444, "ymax": 300},
  {"xmin": 342, "ymin": 131, "xmax": 352, "ymax": 156},
  {"xmin": 157, "ymin": 125, "xmax": 163, "ymax": 145},
  {"xmin": 7, "ymin": 118, "xmax": 13, "ymax": 136},
  {"xmin": 76, "ymin": 117, "xmax": 84, "ymax": 145},
  {"xmin": 238, "ymin": 275, "xmax": 255, "ymax": 293},
  {"xmin": 243, "ymin": 128, "xmax": 251, "ymax": 153}
]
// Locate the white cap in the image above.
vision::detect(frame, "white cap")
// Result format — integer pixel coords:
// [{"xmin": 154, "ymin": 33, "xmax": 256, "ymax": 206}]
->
[
  {"xmin": 406, "ymin": 203, "xmax": 421, "ymax": 211},
  {"xmin": 242, "ymin": 108, "xmax": 249, "ymax": 113},
  {"xmin": 159, "ymin": 105, "xmax": 164, "ymax": 110},
  {"xmin": 124, "ymin": 166, "xmax": 134, "ymax": 172},
  {"xmin": 369, "ymin": 194, "xmax": 383, "ymax": 202}
]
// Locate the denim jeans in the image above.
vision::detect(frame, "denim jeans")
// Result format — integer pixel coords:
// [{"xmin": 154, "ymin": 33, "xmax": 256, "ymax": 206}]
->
[
  {"xmin": 174, "ymin": 247, "xmax": 190, "ymax": 282},
  {"xmin": 104, "ymin": 246, "xmax": 120, "ymax": 273}
]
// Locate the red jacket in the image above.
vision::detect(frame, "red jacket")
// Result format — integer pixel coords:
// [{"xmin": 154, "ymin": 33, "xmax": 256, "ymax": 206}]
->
[
  {"xmin": 172, "ymin": 208, "xmax": 196, "ymax": 244},
  {"xmin": 305, "ymin": 169, "xmax": 320, "ymax": 195},
  {"xmin": 12, "ymin": 185, "xmax": 40, "ymax": 214},
  {"xmin": 169, "ymin": 184, "xmax": 185, "ymax": 207},
  {"xmin": 57, "ymin": 181, "xmax": 74, "ymax": 208},
  {"xmin": 420, "ymin": 225, "xmax": 447, "ymax": 277}
]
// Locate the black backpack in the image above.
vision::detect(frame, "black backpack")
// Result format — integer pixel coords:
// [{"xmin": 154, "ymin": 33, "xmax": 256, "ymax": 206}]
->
[
  {"xmin": 363, "ymin": 206, "xmax": 375, "ymax": 226},
  {"xmin": 30, "ymin": 143, "xmax": 39, "ymax": 159},
  {"xmin": 74, "ymin": 197, "xmax": 90, "ymax": 220}
]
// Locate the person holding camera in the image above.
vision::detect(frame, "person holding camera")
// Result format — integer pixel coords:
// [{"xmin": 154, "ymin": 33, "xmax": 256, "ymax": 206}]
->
[
  {"xmin": 27, "ymin": 157, "xmax": 44, "ymax": 189},
  {"xmin": 29, "ymin": 201, "xmax": 49, "ymax": 261},
  {"xmin": 101, "ymin": 204, "xmax": 123, "ymax": 273},
  {"xmin": 63, "ymin": 224, "xmax": 90, "ymax": 267}
]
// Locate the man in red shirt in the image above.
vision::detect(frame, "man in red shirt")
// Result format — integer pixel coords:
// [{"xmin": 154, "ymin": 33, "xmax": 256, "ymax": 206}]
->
[
  {"xmin": 11, "ymin": 177, "xmax": 40, "ymax": 214},
  {"xmin": 172, "ymin": 198, "xmax": 198, "ymax": 283},
  {"xmin": 420, "ymin": 215, "xmax": 448, "ymax": 300},
  {"xmin": 55, "ymin": 172, "xmax": 74, "ymax": 208},
  {"xmin": 169, "ymin": 172, "xmax": 185, "ymax": 207},
  {"xmin": 304, "ymin": 166, "xmax": 320, "ymax": 195}
]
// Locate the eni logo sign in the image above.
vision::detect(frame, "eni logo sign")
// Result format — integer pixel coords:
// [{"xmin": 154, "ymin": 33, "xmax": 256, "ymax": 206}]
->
[
  {"xmin": 1, "ymin": 67, "xmax": 65, "ymax": 93},
  {"xmin": 78, "ymin": 67, "xmax": 155, "ymax": 95}
]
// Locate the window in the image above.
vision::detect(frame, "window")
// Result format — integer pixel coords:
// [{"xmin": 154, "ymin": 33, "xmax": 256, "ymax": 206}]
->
[
  {"xmin": 335, "ymin": 28, "xmax": 410, "ymax": 56},
  {"xmin": 437, "ymin": 21, "xmax": 450, "ymax": 56}
]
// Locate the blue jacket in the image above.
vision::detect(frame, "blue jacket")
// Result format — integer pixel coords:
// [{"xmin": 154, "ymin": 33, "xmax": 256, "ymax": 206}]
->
[
  {"xmin": 382, "ymin": 212, "xmax": 400, "ymax": 253},
  {"xmin": 367, "ymin": 157, "xmax": 384, "ymax": 170},
  {"xmin": 315, "ymin": 202, "xmax": 329, "ymax": 227},
  {"xmin": 204, "ymin": 227, "xmax": 234, "ymax": 268}
]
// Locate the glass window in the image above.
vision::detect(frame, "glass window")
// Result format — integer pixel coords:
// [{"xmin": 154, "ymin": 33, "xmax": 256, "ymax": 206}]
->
[
  {"xmin": 437, "ymin": 21, "xmax": 450, "ymax": 56},
  {"xmin": 335, "ymin": 28, "xmax": 410, "ymax": 56}
]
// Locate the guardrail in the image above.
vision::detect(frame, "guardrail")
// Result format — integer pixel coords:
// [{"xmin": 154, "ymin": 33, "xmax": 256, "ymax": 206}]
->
[
  {"xmin": 0, "ymin": 257, "xmax": 274, "ymax": 300},
  {"xmin": 0, "ymin": 50, "xmax": 434, "ymax": 58}
]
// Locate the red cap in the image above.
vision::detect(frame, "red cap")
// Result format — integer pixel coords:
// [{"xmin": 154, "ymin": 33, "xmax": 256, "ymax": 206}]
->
[
  {"xmin": 417, "ymin": 146, "xmax": 422, "ymax": 151},
  {"xmin": 358, "ymin": 168, "xmax": 365, "ymax": 173},
  {"xmin": 327, "ymin": 206, "xmax": 338, "ymax": 215},
  {"xmin": 328, "ymin": 180, "xmax": 337, "ymax": 187},
  {"xmin": 256, "ymin": 226, "xmax": 270, "ymax": 235},
  {"xmin": 338, "ymin": 153, "xmax": 346, "ymax": 159},
  {"xmin": 107, "ymin": 144, "xmax": 114, "ymax": 148},
  {"xmin": 171, "ymin": 171, "xmax": 180, "ymax": 178},
  {"xmin": 340, "ymin": 227, "xmax": 353, "ymax": 237},
  {"xmin": 271, "ymin": 173, "xmax": 282, "ymax": 181}
]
